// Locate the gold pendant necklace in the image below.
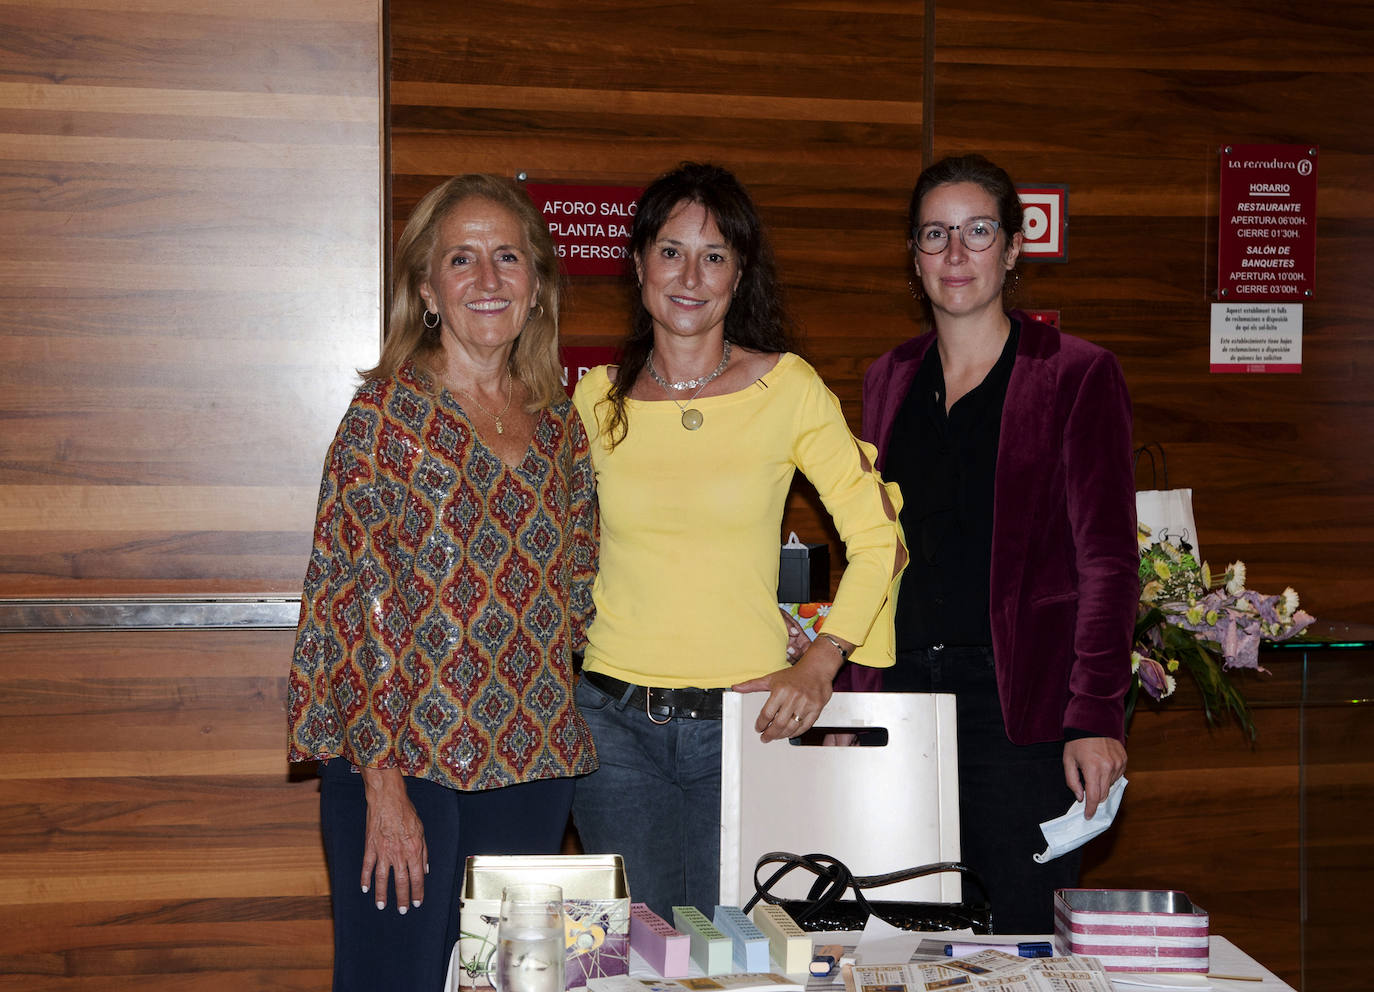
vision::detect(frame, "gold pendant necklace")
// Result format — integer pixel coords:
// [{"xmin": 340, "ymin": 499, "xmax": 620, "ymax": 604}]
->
[{"xmin": 454, "ymin": 368, "xmax": 514, "ymax": 434}]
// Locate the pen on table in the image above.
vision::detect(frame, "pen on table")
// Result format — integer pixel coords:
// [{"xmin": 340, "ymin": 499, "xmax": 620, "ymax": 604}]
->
[
  {"xmin": 944, "ymin": 941, "xmax": 1053, "ymax": 958},
  {"xmin": 1206, "ymin": 975, "xmax": 1262, "ymax": 983}
]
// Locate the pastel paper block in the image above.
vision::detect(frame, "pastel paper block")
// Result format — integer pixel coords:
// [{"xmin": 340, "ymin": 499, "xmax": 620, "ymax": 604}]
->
[
  {"xmin": 629, "ymin": 903, "xmax": 690, "ymax": 978},
  {"xmin": 750, "ymin": 904, "xmax": 812, "ymax": 975},
  {"xmin": 712, "ymin": 906, "xmax": 771, "ymax": 972},
  {"xmin": 672, "ymin": 905, "xmax": 733, "ymax": 975}
]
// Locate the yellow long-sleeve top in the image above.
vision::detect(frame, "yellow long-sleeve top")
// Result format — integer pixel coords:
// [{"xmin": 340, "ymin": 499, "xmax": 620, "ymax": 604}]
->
[{"xmin": 572, "ymin": 354, "xmax": 904, "ymax": 688}]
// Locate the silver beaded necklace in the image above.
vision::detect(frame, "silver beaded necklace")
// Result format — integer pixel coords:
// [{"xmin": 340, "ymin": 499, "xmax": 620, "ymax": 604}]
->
[{"xmin": 646, "ymin": 341, "xmax": 732, "ymax": 431}]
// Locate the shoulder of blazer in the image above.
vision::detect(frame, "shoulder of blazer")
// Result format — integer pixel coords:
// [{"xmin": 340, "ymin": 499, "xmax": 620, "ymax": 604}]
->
[
  {"xmin": 1010, "ymin": 311, "xmax": 1121, "ymax": 380},
  {"xmin": 868, "ymin": 330, "xmax": 936, "ymax": 386}
]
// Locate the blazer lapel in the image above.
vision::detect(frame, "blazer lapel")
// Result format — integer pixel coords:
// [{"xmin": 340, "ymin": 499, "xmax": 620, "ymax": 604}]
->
[
  {"xmin": 873, "ymin": 333, "xmax": 934, "ymax": 472},
  {"xmin": 990, "ymin": 319, "xmax": 1060, "ymax": 633}
]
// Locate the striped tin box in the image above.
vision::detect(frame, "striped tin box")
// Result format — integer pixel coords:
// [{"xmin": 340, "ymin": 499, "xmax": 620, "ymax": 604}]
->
[{"xmin": 1053, "ymin": 889, "xmax": 1209, "ymax": 972}]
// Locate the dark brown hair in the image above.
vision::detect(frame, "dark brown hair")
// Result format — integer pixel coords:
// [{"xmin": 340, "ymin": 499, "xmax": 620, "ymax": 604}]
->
[
  {"xmin": 598, "ymin": 162, "xmax": 795, "ymax": 448},
  {"xmin": 908, "ymin": 154, "xmax": 1024, "ymax": 243}
]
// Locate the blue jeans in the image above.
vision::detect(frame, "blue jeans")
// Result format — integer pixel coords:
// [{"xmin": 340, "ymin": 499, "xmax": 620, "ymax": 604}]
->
[
  {"xmin": 571, "ymin": 675, "xmax": 722, "ymax": 920},
  {"xmin": 320, "ymin": 759, "xmax": 575, "ymax": 992}
]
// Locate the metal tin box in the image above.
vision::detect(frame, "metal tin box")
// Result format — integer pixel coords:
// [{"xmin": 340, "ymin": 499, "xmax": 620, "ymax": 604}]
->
[{"xmin": 1054, "ymin": 888, "xmax": 1209, "ymax": 972}]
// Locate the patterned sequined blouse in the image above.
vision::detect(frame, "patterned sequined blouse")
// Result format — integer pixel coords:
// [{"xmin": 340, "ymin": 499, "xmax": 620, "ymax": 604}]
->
[{"xmin": 287, "ymin": 362, "xmax": 599, "ymax": 791}]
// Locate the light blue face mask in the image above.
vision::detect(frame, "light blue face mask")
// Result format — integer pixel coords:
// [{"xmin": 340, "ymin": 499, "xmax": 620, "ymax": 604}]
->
[{"xmin": 1033, "ymin": 777, "xmax": 1128, "ymax": 863}]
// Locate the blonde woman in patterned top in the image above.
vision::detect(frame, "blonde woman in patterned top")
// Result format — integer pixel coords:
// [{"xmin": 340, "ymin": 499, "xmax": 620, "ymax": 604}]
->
[{"xmin": 287, "ymin": 175, "xmax": 598, "ymax": 992}]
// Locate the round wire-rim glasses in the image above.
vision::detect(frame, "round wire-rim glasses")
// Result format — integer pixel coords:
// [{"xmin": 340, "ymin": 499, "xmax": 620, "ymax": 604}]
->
[{"xmin": 912, "ymin": 217, "xmax": 1003, "ymax": 254}]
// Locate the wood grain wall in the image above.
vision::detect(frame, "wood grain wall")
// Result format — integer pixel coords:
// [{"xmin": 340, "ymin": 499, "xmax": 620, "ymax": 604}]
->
[
  {"xmin": 0, "ymin": 629, "xmax": 333, "ymax": 990},
  {"xmin": 388, "ymin": 2, "xmax": 1374, "ymax": 988},
  {"xmin": 0, "ymin": 0, "xmax": 381, "ymax": 987},
  {"xmin": 390, "ymin": 0, "xmax": 927, "ymax": 561},
  {"xmin": 2, "ymin": 0, "xmax": 1371, "ymax": 988},
  {"xmin": 1081, "ymin": 642, "xmax": 1374, "ymax": 991},
  {"xmin": 0, "ymin": 0, "xmax": 384, "ymax": 597},
  {"xmin": 929, "ymin": 0, "xmax": 1374, "ymax": 622}
]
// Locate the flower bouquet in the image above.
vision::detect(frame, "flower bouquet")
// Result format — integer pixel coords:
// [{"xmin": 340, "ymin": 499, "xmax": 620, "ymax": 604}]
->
[{"xmin": 1130, "ymin": 524, "xmax": 1315, "ymax": 738}]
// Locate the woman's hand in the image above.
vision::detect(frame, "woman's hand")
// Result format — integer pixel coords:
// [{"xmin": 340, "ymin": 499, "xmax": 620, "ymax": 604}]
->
[
  {"xmin": 733, "ymin": 635, "xmax": 851, "ymax": 742},
  {"xmin": 1063, "ymin": 736, "xmax": 1127, "ymax": 818},
  {"xmin": 360, "ymin": 766, "xmax": 429, "ymax": 913},
  {"xmin": 778, "ymin": 608, "xmax": 811, "ymax": 663}
]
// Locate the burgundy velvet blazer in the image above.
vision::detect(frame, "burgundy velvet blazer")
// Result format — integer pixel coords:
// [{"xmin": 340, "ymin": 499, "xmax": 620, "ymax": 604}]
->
[{"xmin": 857, "ymin": 313, "xmax": 1138, "ymax": 744}]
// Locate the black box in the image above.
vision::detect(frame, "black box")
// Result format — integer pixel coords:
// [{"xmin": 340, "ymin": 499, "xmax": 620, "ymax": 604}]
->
[{"xmin": 777, "ymin": 541, "xmax": 830, "ymax": 602}]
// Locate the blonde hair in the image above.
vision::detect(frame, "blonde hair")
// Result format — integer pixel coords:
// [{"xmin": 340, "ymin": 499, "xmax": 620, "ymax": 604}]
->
[{"xmin": 363, "ymin": 174, "xmax": 565, "ymax": 410}]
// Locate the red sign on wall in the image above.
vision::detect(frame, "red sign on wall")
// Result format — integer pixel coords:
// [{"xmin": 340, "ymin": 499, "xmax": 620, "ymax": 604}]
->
[
  {"xmin": 1017, "ymin": 185, "xmax": 1068, "ymax": 261},
  {"xmin": 559, "ymin": 346, "xmax": 619, "ymax": 398},
  {"xmin": 524, "ymin": 183, "xmax": 642, "ymax": 277},
  {"xmin": 1217, "ymin": 145, "xmax": 1318, "ymax": 300}
]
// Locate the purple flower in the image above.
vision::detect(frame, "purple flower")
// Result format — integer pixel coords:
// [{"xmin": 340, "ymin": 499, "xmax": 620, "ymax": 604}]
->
[{"xmin": 1136, "ymin": 655, "xmax": 1174, "ymax": 700}]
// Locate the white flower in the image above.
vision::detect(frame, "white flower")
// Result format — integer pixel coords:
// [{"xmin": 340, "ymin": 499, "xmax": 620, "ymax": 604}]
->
[
  {"xmin": 1281, "ymin": 587, "xmax": 1300, "ymax": 618},
  {"xmin": 1225, "ymin": 560, "xmax": 1247, "ymax": 595}
]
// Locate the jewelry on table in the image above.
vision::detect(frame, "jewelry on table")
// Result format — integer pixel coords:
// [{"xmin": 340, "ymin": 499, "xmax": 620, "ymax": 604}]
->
[
  {"xmin": 647, "ymin": 341, "xmax": 731, "ymax": 431},
  {"xmin": 453, "ymin": 367, "xmax": 514, "ymax": 435}
]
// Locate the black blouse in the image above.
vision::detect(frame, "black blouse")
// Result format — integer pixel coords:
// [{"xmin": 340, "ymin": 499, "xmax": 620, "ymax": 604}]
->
[{"xmin": 884, "ymin": 323, "xmax": 1020, "ymax": 650}]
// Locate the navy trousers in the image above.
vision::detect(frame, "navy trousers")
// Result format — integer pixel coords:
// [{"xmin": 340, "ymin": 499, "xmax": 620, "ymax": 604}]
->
[{"xmin": 319, "ymin": 759, "xmax": 575, "ymax": 992}]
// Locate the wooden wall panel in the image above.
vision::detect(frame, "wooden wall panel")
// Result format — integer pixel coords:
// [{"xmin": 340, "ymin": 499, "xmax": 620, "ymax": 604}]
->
[
  {"xmin": 1300, "ymin": 652, "xmax": 1374, "ymax": 992},
  {"xmin": 390, "ymin": 0, "xmax": 926, "ymax": 585},
  {"xmin": 0, "ymin": 0, "xmax": 384, "ymax": 596},
  {"xmin": 0, "ymin": 629, "xmax": 331, "ymax": 990},
  {"xmin": 1081, "ymin": 666, "xmax": 1305, "ymax": 984},
  {"xmin": 931, "ymin": 0, "xmax": 1374, "ymax": 622},
  {"xmin": 1078, "ymin": 643, "xmax": 1374, "ymax": 990},
  {"xmin": 0, "ymin": 0, "xmax": 382, "ymax": 987}
]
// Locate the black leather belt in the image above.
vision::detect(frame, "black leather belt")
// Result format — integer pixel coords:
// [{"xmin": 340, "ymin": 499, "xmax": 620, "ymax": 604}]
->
[{"xmin": 583, "ymin": 670, "xmax": 724, "ymax": 722}]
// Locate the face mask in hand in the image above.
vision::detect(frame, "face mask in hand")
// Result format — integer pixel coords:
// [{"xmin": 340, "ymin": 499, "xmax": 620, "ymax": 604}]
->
[{"xmin": 1033, "ymin": 777, "xmax": 1127, "ymax": 864}]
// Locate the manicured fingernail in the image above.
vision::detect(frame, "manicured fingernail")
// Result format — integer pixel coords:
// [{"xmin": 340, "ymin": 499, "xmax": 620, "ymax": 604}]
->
[
  {"xmin": 425, "ymin": 863, "xmax": 431, "ymax": 874},
  {"xmin": 361, "ymin": 884, "xmax": 370, "ymax": 894},
  {"xmin": 412, "ymin": 899, "xmax": 422, "ymax": 908},
  {"xmin": 398, "ymin": 905, "xmax": 407, "ymax": 915},
  {"xmin": 375, "ymin": 900, "xmax": 385, "ymax": 910}
]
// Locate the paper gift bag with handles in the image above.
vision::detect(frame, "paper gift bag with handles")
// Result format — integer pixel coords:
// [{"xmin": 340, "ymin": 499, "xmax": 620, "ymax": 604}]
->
[{"xmin": 1135, "ymin": 442, "xmax": 1200, "ymax": 559}]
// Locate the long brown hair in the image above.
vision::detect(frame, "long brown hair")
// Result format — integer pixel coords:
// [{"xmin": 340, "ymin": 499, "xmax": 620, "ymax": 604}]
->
[
  {"xmin": 363, "ymin": 174, "xmax": 565, "ymax": 410},
  {"xmin": 598, "ymin": 162, "xmax": 795, "ymax": 448}
]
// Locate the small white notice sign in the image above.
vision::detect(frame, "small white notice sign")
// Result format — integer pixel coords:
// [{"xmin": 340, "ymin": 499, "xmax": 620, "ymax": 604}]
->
[{"xmin": 1210, "ymin": 303, "xmax": 1302, "ymax": 373}]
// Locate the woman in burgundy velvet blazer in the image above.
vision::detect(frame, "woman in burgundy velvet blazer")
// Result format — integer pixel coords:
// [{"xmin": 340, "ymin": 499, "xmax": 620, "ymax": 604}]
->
[
  {"xmin": 852, "ymin": 154, "xmax": 1137, "ymax": 932},
  {"xmin": 862, "ymin": 313, "xmax": 1139, "ymax": 746}
]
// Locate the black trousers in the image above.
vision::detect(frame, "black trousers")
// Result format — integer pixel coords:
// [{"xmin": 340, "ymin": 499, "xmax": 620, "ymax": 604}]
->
[{"xmin": 884, "ymin": 645, "xmax": 1082, "ymax": 934}]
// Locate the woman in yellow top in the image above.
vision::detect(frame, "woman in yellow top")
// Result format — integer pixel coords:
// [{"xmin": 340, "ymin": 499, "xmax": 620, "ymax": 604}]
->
[{"xmin": 572, "ymin": 162, "xmax": 905, "ymax": 918}]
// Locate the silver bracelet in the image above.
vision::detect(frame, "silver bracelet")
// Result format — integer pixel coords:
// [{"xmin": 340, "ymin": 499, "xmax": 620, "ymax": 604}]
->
[{"xmin": 819, "ymin": 632, "xmax": 850, "ymax": 661}]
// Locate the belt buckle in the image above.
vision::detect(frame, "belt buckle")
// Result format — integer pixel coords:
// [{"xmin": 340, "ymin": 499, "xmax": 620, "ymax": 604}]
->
[{"xmin": 645, "ymin": 688, "xmax": 673, "ymax": 726}]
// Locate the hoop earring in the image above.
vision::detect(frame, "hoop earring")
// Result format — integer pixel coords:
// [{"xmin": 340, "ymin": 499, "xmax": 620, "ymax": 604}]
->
[
  {"xmin": 1003, "ymin": 269, "xmax": 1020, "ymax": 298},
  {"xmin": 422, "ymin": 308, "xmax": 441, "ymax": 329},
  {"xmin": 908, "ymin": 276, "xmax": 925, "ymax": 302},
  {"xmin": 523, "ymin": 302, "xmax": 544, "ymax": 326}
]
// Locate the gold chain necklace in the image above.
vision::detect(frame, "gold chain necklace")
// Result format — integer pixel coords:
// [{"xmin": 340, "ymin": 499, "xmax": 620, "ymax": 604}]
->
[{"xmin": 453, "ymin": 368, "xmax": 514, "ymax": 434}]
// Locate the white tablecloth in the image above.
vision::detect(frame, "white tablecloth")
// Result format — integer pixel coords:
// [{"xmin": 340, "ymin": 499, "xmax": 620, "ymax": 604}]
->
[{"xmin": 626, "ymin": 931, "xmax": 1294, "ymax": 992}]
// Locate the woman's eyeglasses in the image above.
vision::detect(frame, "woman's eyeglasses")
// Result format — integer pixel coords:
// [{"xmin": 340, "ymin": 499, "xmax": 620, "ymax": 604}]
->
[{"xmin": 912, "ymin": 217, "xmax": 1002, "ymax": 254}]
